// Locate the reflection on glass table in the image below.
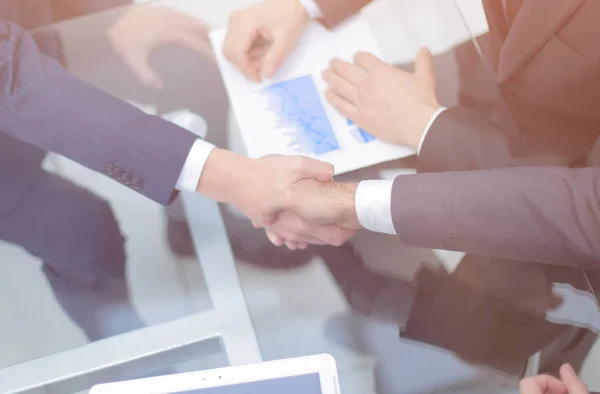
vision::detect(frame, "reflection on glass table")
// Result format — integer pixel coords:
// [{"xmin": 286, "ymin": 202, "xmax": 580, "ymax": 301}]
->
[
  {"xmin": 0, "ymin": 0, "xmax": 599, "ymax": 393},
  {"xmin": 0, "ymin": 1, "xmax": 259, "ymax": 392}
]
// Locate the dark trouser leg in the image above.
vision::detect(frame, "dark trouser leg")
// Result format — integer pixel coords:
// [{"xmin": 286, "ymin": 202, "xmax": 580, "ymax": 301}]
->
[{"xmin": 0, "ymin": 172, "xmax": 145, "ymax": 341}]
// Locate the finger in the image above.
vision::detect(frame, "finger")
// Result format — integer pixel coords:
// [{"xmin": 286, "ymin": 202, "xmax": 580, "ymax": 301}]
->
[
  {"xmin": 415, "ymin": 47, "xmax": 434, "ymax": 79},
  {"xmin": 177, "ymin": 32, "xmax": 215, "ymax": 62},
  {"xmin": 311, "ymin": 225, "xmax": 355, "ymax": 247},
  {"xmin": 248, "ymin": 45, "xmax": 268, "ymax": 61},
  {"xmin": 262, "ymin": 34, "xmax": 295, "ymax": 78},
  {"xmin": 560, "ymin": 364, "xmax": 589, "ymax": 394},
  {"xmin": 298, "ymin": 242, "xmax": 308, "ymax": 250},
  {"xmin": 273, "ymin": 226, "xmax": 324, "ymax": 245},
  {"xmin": 519, "ymin": 375, "xmax": 568, "ymax": 394},
  {"xmin": 223, "ymin": 16, "xmax": 261, "ymax": 81},
  {"xmin": 322, "ymin": 69, "xmax": 358, "ymax": 105},
  {"xmin": 329, "ymin": 58, "xmax": 367, "ymax": 85},
  {"xmin": 125, "ymin": 53, "xmax": 163, "ymax": 89},
  {"xmin": 265, "ymin": 230, "xmax": 285, "ymax": 246},
  {"xmin": 354, "ymin": 51, "xmax": 384, "ymax": 73},
  {"xmin": 285, "ymin": 240, "xmax": 299, "ymax": 250},
  {"xmin": 293, "ymin": 233, "xmax": 326, "ymax": 245},
  {"xmin": 325, "ymin": 89, "xmax": 358, "ymax": 119},
  {"xmin": 249, "ymin": 46, "xmax": 268, "ymax": 72},
  {"xmin": 252, "ymin": 222, "xmax": 262, "ymax": 229}
]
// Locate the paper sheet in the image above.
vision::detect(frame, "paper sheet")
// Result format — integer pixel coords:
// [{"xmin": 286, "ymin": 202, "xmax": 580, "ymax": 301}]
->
[{"xmin": 210, "ymin": 16, "xmax": 414, "ymax": 175}]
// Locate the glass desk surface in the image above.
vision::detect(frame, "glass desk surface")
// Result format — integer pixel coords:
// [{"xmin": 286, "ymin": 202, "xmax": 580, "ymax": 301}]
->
[{"xmin": 0, "ymin": 0, "xmax": 599, "ymax": 393}]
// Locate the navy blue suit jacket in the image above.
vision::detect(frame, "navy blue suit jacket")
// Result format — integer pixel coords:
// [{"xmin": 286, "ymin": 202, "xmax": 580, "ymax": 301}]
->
[{"xmin": 0, "ymin": 4, "xmax": 196, "ymax": 206}]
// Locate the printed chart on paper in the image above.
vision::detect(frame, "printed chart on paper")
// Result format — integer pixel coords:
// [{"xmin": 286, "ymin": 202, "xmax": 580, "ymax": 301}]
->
[{"xmin": 211, "ymin": 16, "xmax": 414, "ymax": 175}]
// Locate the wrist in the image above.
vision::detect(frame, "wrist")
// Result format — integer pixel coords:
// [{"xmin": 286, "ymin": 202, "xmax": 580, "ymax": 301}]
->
[
  {"xmin": 196, "ymin": 148, "xmax": 255, "ymax": 204},
  {"xmin": 293, "ymin": 0, "xmax": 311, "ymax": 24},
  {"xmin": 406, "ymin": 104, "xmax": 441, "ymax": 150},
  {"xmin": 333, "ymin": 183, "xmax": 361, "ymax": 230}
]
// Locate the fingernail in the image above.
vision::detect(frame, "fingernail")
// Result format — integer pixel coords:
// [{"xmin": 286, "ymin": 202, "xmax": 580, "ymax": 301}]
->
[{"xmin": 562, "ymin": 364, "xmax": 575, "ymax": 376}]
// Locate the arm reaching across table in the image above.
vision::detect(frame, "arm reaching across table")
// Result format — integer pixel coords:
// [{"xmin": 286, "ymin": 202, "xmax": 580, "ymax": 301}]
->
[
  {"xmin": 262, "ymin": 165, "xmax": 600, "ymax": 269},
  {"xmin": 0, "ymin": 18, "xmax": 352, "ymax": 248}
]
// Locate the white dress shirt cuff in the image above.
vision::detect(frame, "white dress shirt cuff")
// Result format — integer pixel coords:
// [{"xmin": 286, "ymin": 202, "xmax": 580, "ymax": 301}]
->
[
  {"xmin": 299, "ymin": 0, "xmax": 323, "ymax": 18},
  {"xmin": 355, "ymin": 180, "xmax": 396, "ymax": 235},
  {"xmin": 417, "ymin": 107, "xmax": 447, "ymax": 155},
  {"xmin": 175, "ymin": 139, "xmax": 215, "ymax": 192}
]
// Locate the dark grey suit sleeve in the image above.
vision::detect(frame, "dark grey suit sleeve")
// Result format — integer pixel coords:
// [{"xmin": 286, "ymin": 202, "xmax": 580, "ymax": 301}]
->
[
  {"xmin": 391, "ymin": 167, "xmax": 600, "ymax": 270},
  {"xmin": 0, "ymin": 20, "xmax": 197, "ymax": 205},
  {"xmin": 418, "ymin": 106, "xmax": 576, "ymax": 173}
]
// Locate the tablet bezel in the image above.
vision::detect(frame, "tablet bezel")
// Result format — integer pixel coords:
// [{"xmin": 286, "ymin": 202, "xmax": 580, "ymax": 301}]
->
[{"xmin": 89, "ymin": 354, "xmax": 339, "ymax": 394}]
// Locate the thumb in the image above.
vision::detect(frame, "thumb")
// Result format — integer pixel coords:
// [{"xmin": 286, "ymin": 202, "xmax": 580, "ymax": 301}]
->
[
  {"xmin": 126, "ymin": 53, "xmax": 163, "ymax": 89},
  {"xmin": 262, "ymin": 33, "xmax": 294, "ymax": 78},
  {"xmin": 560, "ymin": 364, "xmax": 589, "ymax": 394},
  {"xmin": 415, "ymin": 47, "xmax": 434, "ymax": 79},
  {"xmin": 295, "ymin": 157, "xmax": 334, "ymax": 182}
]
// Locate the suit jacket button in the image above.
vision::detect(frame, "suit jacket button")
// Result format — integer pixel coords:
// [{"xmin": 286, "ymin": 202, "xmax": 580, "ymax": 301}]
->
[
  {"xmin": 112, "ymin": 167, "xmax": 124, "ymax": 179},
  {"xmin": 105, "ymin": 163, "xmax": 116, "ymax": 175},
  {"xmin": 131, "ymin": 177, "xmax": 144, "ymax": 190},
  {"xmin": 121, "ymin": 171, "xmax": 133, "ymax": 185}
]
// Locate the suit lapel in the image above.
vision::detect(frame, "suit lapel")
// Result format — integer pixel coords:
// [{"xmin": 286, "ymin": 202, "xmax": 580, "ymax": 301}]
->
[{"xmin": 496, "ymin": 0, "xmax": 584, "ymax": 83}]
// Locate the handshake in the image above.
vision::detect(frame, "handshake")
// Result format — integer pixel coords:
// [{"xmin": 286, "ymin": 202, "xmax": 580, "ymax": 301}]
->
[{"xmin": 197, "ymin": 149, "xmax": 361, "ymax": 250}]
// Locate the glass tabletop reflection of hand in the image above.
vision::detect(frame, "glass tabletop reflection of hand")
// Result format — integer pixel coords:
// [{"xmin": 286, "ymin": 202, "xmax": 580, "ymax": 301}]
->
[
  {"xmin": 519, "ymin": 364, "xmax": 589, "ymax": 394},
  {"xmin": 107, "ymin": 6, "xmax": 214, "ymax": 89}
]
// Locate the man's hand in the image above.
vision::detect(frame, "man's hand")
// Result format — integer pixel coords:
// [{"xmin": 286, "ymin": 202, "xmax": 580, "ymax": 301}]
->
[
  {"xmin": 519, "ymin": 364, "xmax": 589, "ymax": 394},
  {"xmin": 223, "ymin": 0, "xmax": 309, "ymax": 81},
  {"xmin": 108, "ymin": 7, "xmax": 214, "ymax": 89},
  {"xmin": 197, "ymin": 149, "xmax": 353, "ymax": 247},
  {"xmin": 323, "ymin": 48, "xmax": 441, "ymax": 149},
  {"xmin": 259, "ymin": 179, "xmax": 362, "ymax": 247}
]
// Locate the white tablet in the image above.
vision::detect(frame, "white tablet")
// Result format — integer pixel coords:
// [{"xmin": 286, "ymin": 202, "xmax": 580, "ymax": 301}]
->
[{"xmin": 90, "ymin": 354, "xmax": 340, "ymax": 394}]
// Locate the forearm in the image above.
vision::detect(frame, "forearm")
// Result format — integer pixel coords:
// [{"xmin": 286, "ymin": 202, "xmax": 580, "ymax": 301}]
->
[
  {"xmin": 390, "ymin": 167, "xmax": 600, "ymax": 269},
  {"xmin": 418, "ymin": 106, "xmax": 574, "ymax": 173},
  {"xmin": 0, "ymin": 20, "xmax": 196, "ymax": 204},
  {"xmin": 195, "ymin": 148, "xmax": 254, "ymax": 205}
]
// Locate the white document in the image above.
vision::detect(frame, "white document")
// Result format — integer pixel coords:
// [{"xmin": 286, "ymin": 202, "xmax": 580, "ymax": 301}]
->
[{"xmin": 211, "ymin": 16, "xmax": 414, "ymax": 175}]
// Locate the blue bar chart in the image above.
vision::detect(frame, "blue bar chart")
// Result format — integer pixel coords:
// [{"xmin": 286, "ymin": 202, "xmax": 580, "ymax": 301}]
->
[
  {"xmin": 347, "ymin": 119, "xmax": 376, "ymax": 143},
  {"xmin": 264, "ymin": 76, "xmax": 340, "ymax": 155}
]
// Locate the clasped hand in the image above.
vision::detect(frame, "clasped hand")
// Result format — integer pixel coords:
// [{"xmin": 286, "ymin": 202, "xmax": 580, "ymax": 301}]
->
[
  {"xmin": 249, "ymin": 158, "xmax": 360, "ymax": 250},
  {"xmin": 258, "ymin": 178, "xmax": 361, "ymax": 249},
  {"xmin": 255, "ymin": 175, "xmax": 363, "ymax": 250},
  {"xmin": 199, "ymin": 150, "xmax": 358, "ymax": 249}
]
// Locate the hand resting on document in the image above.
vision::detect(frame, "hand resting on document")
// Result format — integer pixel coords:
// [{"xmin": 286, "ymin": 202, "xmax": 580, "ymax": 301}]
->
[{"xmin": 323, "ymin": 49, "xmax": 441, "ymax": 150}]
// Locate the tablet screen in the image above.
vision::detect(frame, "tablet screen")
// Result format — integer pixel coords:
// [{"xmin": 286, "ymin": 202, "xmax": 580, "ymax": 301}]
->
[{"xmin": 174, "ymin": 373, "xmax": 322, "ymax": 394}]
